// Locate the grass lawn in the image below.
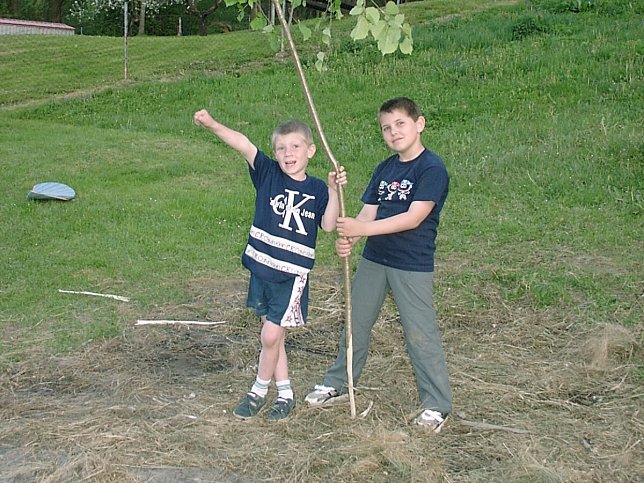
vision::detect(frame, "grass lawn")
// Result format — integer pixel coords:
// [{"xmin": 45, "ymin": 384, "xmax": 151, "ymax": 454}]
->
[{"xmin": 0, "ymin": 0, "xmax": 641, "ymax": 481}]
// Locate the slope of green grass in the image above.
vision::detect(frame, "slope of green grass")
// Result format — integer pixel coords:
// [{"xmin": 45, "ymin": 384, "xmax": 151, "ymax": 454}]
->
[
  {"xmin": 0, "ymin": 31, "xmax": 273, "ymax": 106},
  {"xmin": 0, "ymin": 0, "xmax": 641, "ymax": 358}
]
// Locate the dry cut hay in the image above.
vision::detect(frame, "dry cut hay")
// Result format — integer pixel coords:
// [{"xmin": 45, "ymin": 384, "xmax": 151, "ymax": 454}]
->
[
  {"xmin": 1, "ymin": 269, "xmax": 642, "ymax": 482},
  {"xmin": 578, "ymin": 322, "xmax": 640, "ymax": 370}
]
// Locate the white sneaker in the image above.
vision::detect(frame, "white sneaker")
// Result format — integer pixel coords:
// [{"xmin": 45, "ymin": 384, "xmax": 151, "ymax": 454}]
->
[
  {"xmin": 304, "ymin": 384, "xmax": 340, "ymax": 405},
  {"xmin": 414, "ymin": 409, "xmax": 448, "ymax": 433}
]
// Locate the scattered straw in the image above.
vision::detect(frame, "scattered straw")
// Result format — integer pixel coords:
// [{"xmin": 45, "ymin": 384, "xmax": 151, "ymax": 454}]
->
[{"xmin": 2, "ymin": 271, "xmax": 642, "ymax": 482}]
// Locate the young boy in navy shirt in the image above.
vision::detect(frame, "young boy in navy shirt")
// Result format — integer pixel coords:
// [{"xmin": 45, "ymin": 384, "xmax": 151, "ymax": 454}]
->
[
  {"xmin": 305, "ymin": 97, "xmax": 452, "ymax": 432},
  {"xmin": 194, "ymin": 109, "xmax": 345, "ymax": 421}
]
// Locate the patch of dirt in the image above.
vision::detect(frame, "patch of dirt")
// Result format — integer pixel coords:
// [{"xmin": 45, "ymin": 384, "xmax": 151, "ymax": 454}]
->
[{"xmin": 1, "ymin": 271, "xmax": 642, "ymax": 482}]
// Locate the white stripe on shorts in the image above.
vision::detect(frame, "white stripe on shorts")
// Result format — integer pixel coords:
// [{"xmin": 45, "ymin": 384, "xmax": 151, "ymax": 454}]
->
[{"xmin": 280, "ymin": 274, "xmax": 307, "ymax": 328}]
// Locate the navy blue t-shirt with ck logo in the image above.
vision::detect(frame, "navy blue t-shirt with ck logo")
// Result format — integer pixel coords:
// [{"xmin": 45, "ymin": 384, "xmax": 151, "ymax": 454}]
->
[
  {"xmin": 242, "ymin": 150, "xmax": 329, "ymax": 282},
  {"xmin": 361, "ymin": 148, "xmax": 449, "ymax": 272}
]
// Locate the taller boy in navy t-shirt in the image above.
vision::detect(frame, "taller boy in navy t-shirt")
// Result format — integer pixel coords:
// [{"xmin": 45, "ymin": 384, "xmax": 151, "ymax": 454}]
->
[
  {"xmin": 305, "ymin": 97, "xmax": 452, "ymax": 432},
  {"xmin": 193, "ymin": 109, "xmax": 345, "ymax": 421}
]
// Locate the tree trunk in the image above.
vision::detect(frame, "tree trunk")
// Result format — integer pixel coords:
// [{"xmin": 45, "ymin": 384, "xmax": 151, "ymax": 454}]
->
[
  {"xmin": 199, "ymin": 15, "xmax": 209, "ymax": 36},
  {"xmin": 9, "ymin": 0, "xmax": 19, "ymax": 17},
  {"xmin": 138, "ymin": 0, "xmax": 146, "ymax": 36},
  {"xmin": 187, "ymin": 0, "xmax": 221, "ymax": 36},
  {"xmin": 49, "ymin": 0, "xmax": 65, "ymax": 22}
]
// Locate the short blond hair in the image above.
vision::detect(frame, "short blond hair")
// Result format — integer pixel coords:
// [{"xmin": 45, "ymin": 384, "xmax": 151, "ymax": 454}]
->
[{"xmin": 271, "ymin": 120, "xmax": 314, "ymax": 147}]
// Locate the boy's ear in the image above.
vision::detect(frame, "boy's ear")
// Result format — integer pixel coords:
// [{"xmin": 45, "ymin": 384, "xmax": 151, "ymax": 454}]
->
[
  {"xmin": 416, "ymin": 115, "xmax": 426, "ymax": 133},
  {"xmin": 307, "ymin": 143, "xmax": 317, "ymax": 159}
]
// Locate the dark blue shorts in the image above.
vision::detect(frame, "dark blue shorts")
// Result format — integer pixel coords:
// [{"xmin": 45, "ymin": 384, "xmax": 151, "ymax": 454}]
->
[{"xmin": 246, "ymin": 273, "xmax": 309, "ymax": 327}]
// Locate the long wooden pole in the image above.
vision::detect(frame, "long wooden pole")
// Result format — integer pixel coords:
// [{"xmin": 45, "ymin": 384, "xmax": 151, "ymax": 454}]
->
[{"xmin": 270, "ymin": 0, "xmax": 356, "ymax": 418}]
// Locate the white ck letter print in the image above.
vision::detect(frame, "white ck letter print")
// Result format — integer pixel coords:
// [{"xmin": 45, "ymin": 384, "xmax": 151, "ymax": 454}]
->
[{"xmin": 271, "ymin": 189, "xmax": 316, "ymax": 235}]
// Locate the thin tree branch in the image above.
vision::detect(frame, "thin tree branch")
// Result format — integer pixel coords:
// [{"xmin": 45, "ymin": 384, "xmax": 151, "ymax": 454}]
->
[{"xmin": 270, "ymin": 0, "xmax": 356, "ymax": 418}]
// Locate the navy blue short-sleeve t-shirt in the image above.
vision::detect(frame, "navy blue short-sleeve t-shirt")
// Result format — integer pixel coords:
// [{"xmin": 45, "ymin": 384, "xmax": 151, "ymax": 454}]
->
[
  {"xmin": 361, "ymin": 148, "xmax": 449, "ymax": 272},
  {"xmin": 242, "ymin": 150, "xmax": 329, "ymax": 282}
]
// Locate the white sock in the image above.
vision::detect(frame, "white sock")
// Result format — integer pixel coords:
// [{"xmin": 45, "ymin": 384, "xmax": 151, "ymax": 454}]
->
[
  {"xmin": 276, "ymin": 380, "xmax": 293, "ymax": 400},
  {"xmin": 251, "ymin": 377, "xmax": 270, "ymax": 398}
]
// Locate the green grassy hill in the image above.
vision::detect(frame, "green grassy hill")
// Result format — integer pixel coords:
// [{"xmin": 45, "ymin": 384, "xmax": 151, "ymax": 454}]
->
[
  {"xmin": 0, "ymin": 1, "xmax": 641, "ymax": 480},
  {"xmin": 2, "ymin": 0, "xmax": 640, "ymax": 335}
]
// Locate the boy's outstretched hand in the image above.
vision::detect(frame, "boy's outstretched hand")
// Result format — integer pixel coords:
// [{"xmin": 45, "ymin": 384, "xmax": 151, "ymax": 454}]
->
[
  {"xmin": 193, "ymin": 109, "xmax": 215, "ymax": 129},
  {"xmin": 328, "ymin": 166, "xmax": 347, "ymax": 192}
]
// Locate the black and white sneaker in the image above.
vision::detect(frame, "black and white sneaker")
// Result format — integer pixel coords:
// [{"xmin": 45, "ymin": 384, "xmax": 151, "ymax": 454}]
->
[
  {"xmin": 414, "ymin": 409, "xmax": 448, "ymax": 433},
  {"xmin": 304, "ymin": 385, "xmax": 341, "ymax": 406}
]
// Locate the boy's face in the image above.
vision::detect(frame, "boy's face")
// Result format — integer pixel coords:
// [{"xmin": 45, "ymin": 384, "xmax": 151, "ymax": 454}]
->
[
  {"xmin": 273, "ymin": 132, "xmax": 316, "ymax": 181},
  {"xmin": 379, "ymin": 109, "xmax": 426, "ymax": 159}
]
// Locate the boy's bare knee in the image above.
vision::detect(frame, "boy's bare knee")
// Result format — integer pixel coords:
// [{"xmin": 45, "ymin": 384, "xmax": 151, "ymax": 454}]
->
[{"xmin": 261, "ymin": 322, "xmax": 285, "ymax": 347}]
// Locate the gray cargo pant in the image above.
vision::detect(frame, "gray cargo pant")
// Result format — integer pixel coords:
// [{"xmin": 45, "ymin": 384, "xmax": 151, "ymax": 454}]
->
[{"xmin": 323, "ymin": 257, "xmax": 452, "ymax": 414}]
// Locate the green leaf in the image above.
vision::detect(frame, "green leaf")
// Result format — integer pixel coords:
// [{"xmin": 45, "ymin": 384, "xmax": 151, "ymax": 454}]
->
[
  {"xmin": 399, "ymin": 36, "xmax": 413, "ymax": 55},
  {"xmin": 390, "ymin": 14, "xmax": 404, "ymax": 29},
  {"xmin": 322, "ymin": 27, "xmax": 332, "ymax": 46},
  {"xmin": 250, "ymin": 16, "xmax": 267, "ymax": 32},
  {"xmin": 315, "ymin": 51, "xmax": 326, "ymax": 72},
  {"xmin": 268, "ymin": 32, "xmax": 280, "ymax": 51},
  {"xmin": 365, "ymin": 7, "xmax": 380, "ymax": 24},
  {"xmin": 349, "ymin": 0, "xmax": 365, "ymax": 14},
  {"xmin": 384, "ymin": 1, "xmax": 399, "ymax": 16},
  {"xmin": 370, "ymin": 18, "xmax": 387, "ymax": 39},
  {"xmin": 298, "ymin": 22, "xmax": 312, "ymax": 41},
  {"xmin": 378, "ymin": 25, "xmax": 401, "ymax": 55},
  {"xmin": 402, "ymin": 22, "xmax": 412, "ymax": 37},
  {"xmin": 351, "ymin": 15, "xmax": 370, "ymax": 41}
]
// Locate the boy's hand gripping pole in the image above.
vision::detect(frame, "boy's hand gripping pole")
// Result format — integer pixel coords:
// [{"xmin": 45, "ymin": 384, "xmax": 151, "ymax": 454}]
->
[{"xmin": 271, "ymin": 0, "xmax": 356, "ymax": 418}]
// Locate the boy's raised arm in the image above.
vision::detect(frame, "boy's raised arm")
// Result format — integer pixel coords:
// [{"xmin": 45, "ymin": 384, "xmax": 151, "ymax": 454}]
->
[{"xmin": 193, "ymin": 109, "xmax": 258, "ymax": 167}]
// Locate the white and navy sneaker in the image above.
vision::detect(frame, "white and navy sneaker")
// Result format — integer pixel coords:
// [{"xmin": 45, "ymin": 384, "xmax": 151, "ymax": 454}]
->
[
  {"xmin": 304, "ymin": 385, "xmax": 341, "ymax": 406},
  {"xmin": 414, "ymin": 409, "xmax": 448, "ymax": 433}
]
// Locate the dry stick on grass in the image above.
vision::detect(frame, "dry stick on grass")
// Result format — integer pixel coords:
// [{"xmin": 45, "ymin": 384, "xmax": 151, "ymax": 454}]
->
[
  {"xmin": 135, "ymin": 320, "xmax": 227, "ymax": 326},
  {"xmin": 58, "ymin": 289, "xmax": 130, "ymax": 302},
  {"xmin": 271, "ymin": 0, "xmax": 356, "ymax": 418},
  {"xmin": 455, "ymin": 414, "xmax": 530, "ymax": 434}
]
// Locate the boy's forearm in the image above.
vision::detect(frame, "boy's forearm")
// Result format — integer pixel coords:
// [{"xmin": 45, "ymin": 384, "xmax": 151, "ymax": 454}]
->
[
  {"xmin": 321, "ymin": 189, "xmax": 341, "ymax": 232},
  {"xmin": 208, "ymin": 122, "xmax": 256, "ymax": 161},
  {"xmin": 194, "ymin": 110, "xmax": 257, "ymax": 163},
  {"xmin": 361, "ymin": 212, "xmax": 419, "ymax": 236},
  {"xmin": 339, "ymin": 201, "xmax": 434, "ymax": 237},
  {"xmin": 362, "ymin": 202, "xmax": 434, "ymax": 236}
]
